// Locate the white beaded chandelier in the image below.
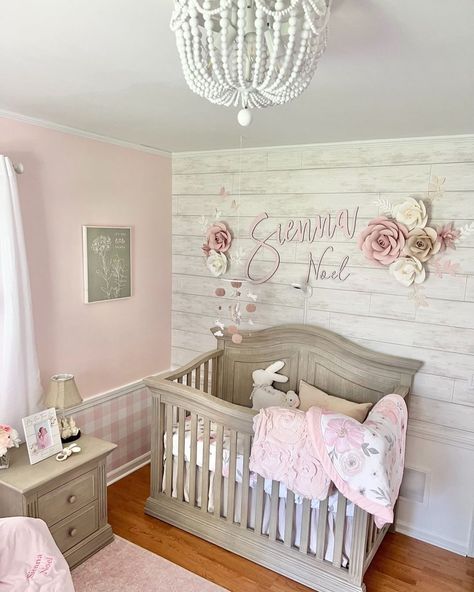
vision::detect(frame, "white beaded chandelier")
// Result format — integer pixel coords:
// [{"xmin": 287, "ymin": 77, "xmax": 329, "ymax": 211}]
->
[{"xmin": 171, "ymin": 0, "xmax": 332, "ymax": 125}]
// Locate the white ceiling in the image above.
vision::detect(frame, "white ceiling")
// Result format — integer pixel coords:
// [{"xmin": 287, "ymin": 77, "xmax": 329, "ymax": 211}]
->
[{"xmin": 1, "ymin": 0, "xmax": 473, "ymax": 153}]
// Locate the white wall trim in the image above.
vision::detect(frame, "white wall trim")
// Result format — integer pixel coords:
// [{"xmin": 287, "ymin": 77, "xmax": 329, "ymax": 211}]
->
[
  {"xmin": 0, "ymin": 108, "xmax": 171, "ymax": 158},
  {"xmin": 395, "ymin": 520, "xmax": 467, "ymax": 556},
  {"xmin": 407, "ymin": 419, "xmax": 474, "ymax": 452},
  {"xmin": 107, "ymin": 452, "xmax": 151, "ymax": 485},
  {"xmin": 63, "ymin": 368, "xmax": 171, "ymax": 415},
  {"xmin": 173, "ymin": 133, "xmax": 474, "ymax": 156}
]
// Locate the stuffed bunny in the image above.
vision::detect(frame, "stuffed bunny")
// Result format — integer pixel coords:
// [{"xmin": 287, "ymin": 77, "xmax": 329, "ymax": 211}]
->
[{"xmin": 250, "ymin": 361, "xmax": 300, "ymax": 411}]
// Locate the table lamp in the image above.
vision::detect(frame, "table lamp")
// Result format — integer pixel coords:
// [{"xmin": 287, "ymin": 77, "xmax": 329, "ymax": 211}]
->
[{"xmin": 43, "ymin": 374, "xmax": 83, "ymax": 443}]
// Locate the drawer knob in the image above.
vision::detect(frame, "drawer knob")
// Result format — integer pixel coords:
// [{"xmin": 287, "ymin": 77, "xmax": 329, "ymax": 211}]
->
[
  {"xmin": 69, "ymin": 528, "xmax": 77, "ymax": 537},
  {"xmin": 68, "ymin": 495, "xmax": 77, "ymax": 504}
]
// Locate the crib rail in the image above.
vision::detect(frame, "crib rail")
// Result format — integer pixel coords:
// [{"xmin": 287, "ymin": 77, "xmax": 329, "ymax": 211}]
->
[
  {"xmin": 145, "ymin": 382, "xmax": 374, "ymax": 591},
  {"xmin": 158, "ymin": 350, "xmax": 223, "ymax": 395}
]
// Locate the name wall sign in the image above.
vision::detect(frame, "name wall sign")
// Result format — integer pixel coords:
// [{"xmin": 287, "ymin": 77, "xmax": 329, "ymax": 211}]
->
[{"xmin": 244, "ymin": 208, "xmax": 360, "ymax": 284}]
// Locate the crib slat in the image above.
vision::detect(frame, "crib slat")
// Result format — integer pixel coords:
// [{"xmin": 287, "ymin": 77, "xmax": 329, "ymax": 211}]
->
[
  {"xmin": 226, "ymin": 430, "xmax": 238, "ymax": 524},
  {"xmin": 213, "ymin": 424, "xmax": 224, "ymax": 518},
  {"xmin": 269, "ymin": 481, "xmax": 279, "ymax": 541},
  {"xmin": 316, "ymin": 497, "xmax": 328, "ymax": 559},
  {"xmin": 284, "ymin": 490, "xmax": 295, "ymax": 548},
  {"xmin": 195, "ymin": 365, "xmax": 201, "ymax": 390},
  {"xmin": 165, "ymin": 404, "xmax": 173, "ymax": 497},
  {"xmin": 366, "ymin": 515, "xmax": 374, "ymax": 553},
  {"xmin": 186, "ymin": 371, "xmax": 192, "ymax": 387},
  {"xmin": 176, "ymin": 407, "xmax": 186, "ymax": 502},
  {"xmin": 299, "ymin": 498, "xmax": 311, "ymax": 554},
  {"xmin": 211, "ymin": 357, "xmax": 218, "ymax": 396},
  {"xmin": 188, "ymin": 413, "xmax": 198, "ymax": 507},
  {"xmin": 240, "ymin": 434, "xmax": 251, "ymax": 530},
  {"xmin": 332, "ymin": 492, "xmax": 347, "ymax": 567},
  {"xmin": 200, "ymin": 418, "xmax": 210, "ymax": 513},
  {"xmin": 349, "ymin": 506, "xmax": 368, "ymax": 584},
  {"xmin": 254, "ymin": 475, "xmax": 264, "ymax": 535},
  {"xmin": 203, "ymin": 361, "xmax": 209, "ymax": 393}
]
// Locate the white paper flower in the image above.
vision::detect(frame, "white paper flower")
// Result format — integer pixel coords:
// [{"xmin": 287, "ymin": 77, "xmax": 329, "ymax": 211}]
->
[
  {"xmin": 206, "ymin": 250, "xmax": 227, "ymax": 277},
  {"xmin": 389, "ymin": 256, "xmax": 426, "ymax": 287},
  {"xmin": 392, "ymin": 198, "xmax": 428, "ymax": 230}
]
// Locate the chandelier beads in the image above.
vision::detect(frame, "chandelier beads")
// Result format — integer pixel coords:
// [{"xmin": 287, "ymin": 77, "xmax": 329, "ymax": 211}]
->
[{"xmin": 171, "ymin": 0, "xmax": 332, "ymax": 125}]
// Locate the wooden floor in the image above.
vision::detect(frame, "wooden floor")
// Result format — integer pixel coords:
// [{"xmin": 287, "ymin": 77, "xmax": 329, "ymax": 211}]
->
[{"xmin": 108, "ymin": 465, "xmax": 473, "ymax": 592}]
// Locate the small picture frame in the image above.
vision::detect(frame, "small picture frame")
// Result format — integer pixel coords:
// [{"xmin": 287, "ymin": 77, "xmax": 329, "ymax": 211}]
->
[{"xmin": 22, "ymin": 408, "xmax": 63, "ymax": 465}]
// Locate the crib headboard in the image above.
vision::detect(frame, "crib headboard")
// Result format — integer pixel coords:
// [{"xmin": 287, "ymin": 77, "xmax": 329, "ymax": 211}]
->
[{"xmin": 213, "ymin": 324, "xmax": 422, "ymax": 408}]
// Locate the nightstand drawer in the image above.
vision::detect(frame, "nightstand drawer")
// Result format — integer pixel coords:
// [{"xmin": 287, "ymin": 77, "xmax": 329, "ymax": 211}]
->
[
  {"xmin": 38, "ymin": 470, "xmax": 97, "ymax": 525},
  {"xmin": 50, "ymin": 502, "xmax": 99, "ymax": 553}
]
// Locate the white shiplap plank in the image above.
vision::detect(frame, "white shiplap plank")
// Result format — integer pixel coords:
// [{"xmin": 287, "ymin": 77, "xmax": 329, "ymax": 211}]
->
[
  {"xmin": 176, "ymin": 192, "xmax": 377, "ymax": 217},
  {"xmin": 236, "ymin": 165, "xmax": 431, "ymax": 195},
  {"xmin": 409, "ymin": 396, "xmax": 474, "ymax": 432},
  {"xmin": 173, "ymin": 151, "xmax": 267, "ymax": 175},
  {"xmin": 329, "ymin": 313, "xmax": 474, "ymax": 356},
  {"xmin": 412, "ymin": 373, "xmax": 454, "ymax": 402},
  {"xmin": 351, "ymin": 337, "xmax": 474, "ymax": 382},
  {"xmin": 452, "ymin": 380, "xmax": 474, "ymax": 407},
  {"xmin": 301, "ymin": 138, "xmax": 474, "ymax": 169},
  {"xmin": 466, "ymin": 276, "xmax": 474, "ymax": 302},
  {"xmin": 431, "ymin": 163, "xmax": 474, "ymax": 191}
]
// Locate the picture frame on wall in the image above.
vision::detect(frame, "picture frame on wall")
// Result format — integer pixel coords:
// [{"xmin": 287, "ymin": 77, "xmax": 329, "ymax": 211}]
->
[
  {"xmin": 82, "ymin": 226, "xmax": 132, "ymax": 303},
  {"xmin": 22, "ymin": 408, "xmax": 63, "ymax": 465}
]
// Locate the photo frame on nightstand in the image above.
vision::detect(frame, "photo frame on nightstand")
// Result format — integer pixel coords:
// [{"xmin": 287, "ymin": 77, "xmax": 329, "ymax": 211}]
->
[{"xmin": 22, "ymin": 408, "xmax": 63, "ymax": 465}]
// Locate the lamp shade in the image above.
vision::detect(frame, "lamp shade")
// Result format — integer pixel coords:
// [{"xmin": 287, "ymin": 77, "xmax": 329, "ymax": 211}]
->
[{"xmin": 43, "ymin": 374, "xmax": 83, "ymax": 410}]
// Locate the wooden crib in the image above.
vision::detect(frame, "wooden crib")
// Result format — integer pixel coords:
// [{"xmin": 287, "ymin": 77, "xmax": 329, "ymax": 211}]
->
[{"xmin": 145, "ymin": 325, "xmax": 421, "ymax": 592}]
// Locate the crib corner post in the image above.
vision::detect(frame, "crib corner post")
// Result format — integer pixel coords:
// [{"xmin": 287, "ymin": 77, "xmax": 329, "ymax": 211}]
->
[
  {"xmin": 149, "ymin": 388, "xmax": 164, "ymax": 498},
  {"xmin": 349, "ymin": 506, "xmax": 369, "ymax": 586}
]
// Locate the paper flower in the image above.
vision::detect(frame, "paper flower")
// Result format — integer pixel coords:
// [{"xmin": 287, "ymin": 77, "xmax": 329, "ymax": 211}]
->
[
  {"xmin": 392, "ymin": 198, "xmax": 428, "ymax": 230},
  {"xmin": 206, "ymin": 250, "xmax": 228, "ymax": 277},
  {"xmin": 358, "ymin": 216, "xmax": 408, "ymax": 266},
  {"xmin": 389, "ymin": 256, "xmax": 426, "ymax": 287},
  {"xmin": 436, "ymin": 222, "xmax": 460, "ymax": 251},
  {"xmin": 403, "ymin": 226, "xmax": 441, "ymax": 262},
  {"xmin": 202, "ymin": 221, "xmax": 232, "ymax": 256}
]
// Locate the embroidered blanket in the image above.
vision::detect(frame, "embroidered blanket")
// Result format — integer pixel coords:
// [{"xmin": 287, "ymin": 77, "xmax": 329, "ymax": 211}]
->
[
  {"xmin": 0, "ymin": 516, "xmax": 75, "ymax": 591},
  {"xmin": 249, "ymin": 394, "xmax": 407, "ymax": 527}
]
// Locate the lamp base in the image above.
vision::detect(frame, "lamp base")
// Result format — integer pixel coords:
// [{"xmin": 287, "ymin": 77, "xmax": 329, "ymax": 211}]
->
[{"xmin": 61, "ymin": 429, "xmax": 81, "ymax": 444}]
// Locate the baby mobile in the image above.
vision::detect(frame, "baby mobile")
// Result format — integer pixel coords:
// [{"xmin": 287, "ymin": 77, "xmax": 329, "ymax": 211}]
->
[
  {"xmin": 359, "ymin": 176, "xmax": 473, "ymax": 307},
  {"xmin": 199, "ymin": 140, "xmax": 258, "ymax": 344}
]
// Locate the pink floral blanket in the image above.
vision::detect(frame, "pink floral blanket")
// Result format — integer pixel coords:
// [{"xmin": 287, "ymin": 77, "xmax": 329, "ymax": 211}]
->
[{"xmin": 249, "ymin": 394, "xmax": 407, "ymax": 527}]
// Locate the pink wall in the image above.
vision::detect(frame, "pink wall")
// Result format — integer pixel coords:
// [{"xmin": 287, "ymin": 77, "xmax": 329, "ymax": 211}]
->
[{"xmin": 0, "ymin": 116, "xmax": 171, "ymax": 399}]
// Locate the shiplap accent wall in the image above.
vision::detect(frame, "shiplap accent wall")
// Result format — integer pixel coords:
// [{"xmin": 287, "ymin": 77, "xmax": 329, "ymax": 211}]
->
[{"xmin": 172, "ymin": 135, "xmax": 474, "ymax": 555}]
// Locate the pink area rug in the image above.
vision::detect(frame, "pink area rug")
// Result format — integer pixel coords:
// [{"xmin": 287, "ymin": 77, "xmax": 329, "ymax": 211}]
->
[{"xmin": 72, "ymin": 536, "xmax": 228, "ymax": 592}]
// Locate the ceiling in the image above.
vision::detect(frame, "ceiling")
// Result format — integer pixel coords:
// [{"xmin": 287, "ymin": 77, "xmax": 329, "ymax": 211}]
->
[{"xmin": 0, "ymin": 0, "xmax": 473, "ymax": 153}]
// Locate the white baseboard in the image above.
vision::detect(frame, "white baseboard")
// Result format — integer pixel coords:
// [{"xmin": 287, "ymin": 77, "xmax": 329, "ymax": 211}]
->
[
  {"xmin": 395, "ymin": 520, "xmax": 467, "ymax": 556},
  {"xmin": 107, "ymin": 452, "xmax": 151, "ymax": 486}
]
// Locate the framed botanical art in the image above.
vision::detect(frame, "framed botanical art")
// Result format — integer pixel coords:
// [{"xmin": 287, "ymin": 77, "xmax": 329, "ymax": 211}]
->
[
  {"xmin": 82, "ymin": 226, "xmax": 132, "ymax": 303},
  {"xmin": 22, "ymin": 408, "xmax": 63, "ymax": 465}
]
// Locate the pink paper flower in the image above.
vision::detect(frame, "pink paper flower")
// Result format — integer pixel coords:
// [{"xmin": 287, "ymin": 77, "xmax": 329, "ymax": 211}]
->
[
  {"xmin": 436, "ymin": 222, "xmax": 460, "ymax": 251},
  {"xmin": 324, "ymin": 418, "xmax": 365, "ymax": 453},
  {"xmin": 202, "ymin": 222, "xmax": 232, "ymax": 256},
  {"xmin": 358, "ymin": 216, "xmax": 408, "ymax": 266}
]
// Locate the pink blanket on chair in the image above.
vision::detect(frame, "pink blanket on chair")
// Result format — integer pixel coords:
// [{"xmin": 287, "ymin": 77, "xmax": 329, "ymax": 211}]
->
[
  {"xmin": 0, "ymin": 517, "xmax": 75, "ymax": 591},
  {"xmin": 249, "ymin": 394, "xmax": 407, "ymax": 527}
]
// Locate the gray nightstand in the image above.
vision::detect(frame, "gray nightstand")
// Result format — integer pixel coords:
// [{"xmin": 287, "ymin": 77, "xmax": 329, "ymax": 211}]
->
[{"xmin": 0, "ymin": 434, "xmax": 116, "ymax": 568}]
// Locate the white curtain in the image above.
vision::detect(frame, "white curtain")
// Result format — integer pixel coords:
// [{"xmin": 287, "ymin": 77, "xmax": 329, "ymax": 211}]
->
[{"xmin": 0, "ymin": 156, "xmax": 42, "ymax": 432}]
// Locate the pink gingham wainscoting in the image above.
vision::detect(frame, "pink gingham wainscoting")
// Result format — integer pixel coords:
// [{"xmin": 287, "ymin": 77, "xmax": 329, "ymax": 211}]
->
[{"xmin": 68, "ymin": 386, "xmax": 151, "ymax": 473}]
